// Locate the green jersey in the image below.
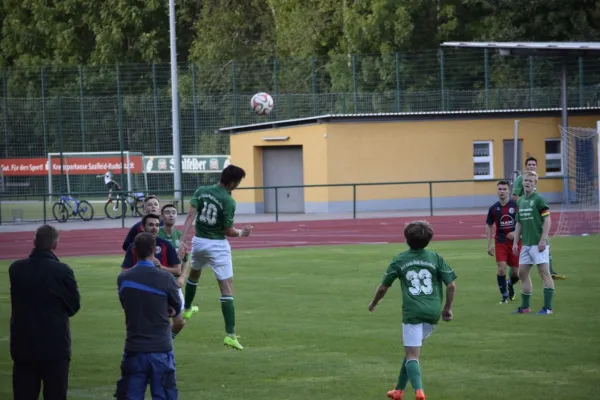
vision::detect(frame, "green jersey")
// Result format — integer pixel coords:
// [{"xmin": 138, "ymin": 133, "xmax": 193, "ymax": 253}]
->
[
  {"xmin": 190, "ymin": 184, "xmax": 236, "ymax": 240},
  {"xmin": 158, "ymin": 227, "xmax": 189, "ymax": 262},
  {"xmin": 512, "ymin": 175, "xmax": 524, "ymax": 197},
  {"xmin": 382, "ymin": 249, "xmax": 457, "ymax": 325},
  {"xmin": 516, "ymin": 192, "xmax": 550, "ymax": 246}
]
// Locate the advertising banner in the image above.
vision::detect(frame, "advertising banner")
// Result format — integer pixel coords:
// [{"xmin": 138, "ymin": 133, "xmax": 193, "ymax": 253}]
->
[
  {"xmin": 0, "ymin": 156, "xmax": 143, "ymax": 176},
  {"xmin": 143, "ymin": 155, "xmax": 231, "ymax": 174}
]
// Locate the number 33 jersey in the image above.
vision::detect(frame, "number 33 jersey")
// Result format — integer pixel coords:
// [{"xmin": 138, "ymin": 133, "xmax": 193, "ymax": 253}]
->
[
  {"xmin": 381, "ymin": 249, "xmax": 457, "ymax": 325},
  {"xmin": 190, "ymin": 184, "xmax": 236, "ymax": 240}
]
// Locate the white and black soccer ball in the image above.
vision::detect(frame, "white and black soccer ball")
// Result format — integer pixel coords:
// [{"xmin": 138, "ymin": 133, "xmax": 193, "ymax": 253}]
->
[{"xmin": 251, "ymin": 92, "xmax": 274, "ymax": 116}]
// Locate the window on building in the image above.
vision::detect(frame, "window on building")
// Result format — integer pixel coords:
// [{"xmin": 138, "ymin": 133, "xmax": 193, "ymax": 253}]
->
[
  {"xmin": 545, "ymin": 139, "xmax": 562, "ymax": 176},
  {"xmin": 473, "ymin": 141, "xmax": 493, "ymax": 180}
]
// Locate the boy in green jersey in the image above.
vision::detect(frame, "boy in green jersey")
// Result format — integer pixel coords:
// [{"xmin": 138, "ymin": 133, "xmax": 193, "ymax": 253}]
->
[
  {"xmin": 179, "ymin": 165, "xmax": 254, "ymax": 351},
  {"xmin": 158, "ymin": 203, "xmax": 199, "ymax": 325},
  {"xmin": 512, "ymin": 156, "xmax": 566, "ymax": 280},
  {"xmin": 512, "ymin": 171, "xmax": 555, "ymax": 315},
  {"xmin": 369, "ymin": 220, "xmax": 457, "ymax": 400}
]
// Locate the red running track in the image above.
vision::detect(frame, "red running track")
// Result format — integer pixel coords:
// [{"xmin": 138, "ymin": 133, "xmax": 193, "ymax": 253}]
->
[{"xmin": 0, "ymin": 214, "xmax": 493, "ymax": 261}]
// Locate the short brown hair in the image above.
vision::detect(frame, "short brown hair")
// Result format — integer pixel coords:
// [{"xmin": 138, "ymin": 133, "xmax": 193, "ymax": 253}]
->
[
  {"xmin": 404, "ymin": 220, "xmax": 434, "ymax": 250},
  {"xmin": 525, "ymin": 156, "xmax": 537, "ymax": 165},
  {"xmin": 34, "ymin": 224, "xmax": 59, "ymax": 250},
  {"xmin": 142, "ymin": 213, "xmax": 161, "ymax": 227},
  {"xmin": 144, "ymin": 195, "xmax": 159, "ymax": 204},
  {"xmin": 497, "ymin": 180, "xmax": 510, "ymax": 187},
  {"xmin": 161, "ymin": 204, "xmax": 177, "ymax": 214},
  {"xmin": 134, "ymin": 232, "xmax": 156, "ymax": 259}
]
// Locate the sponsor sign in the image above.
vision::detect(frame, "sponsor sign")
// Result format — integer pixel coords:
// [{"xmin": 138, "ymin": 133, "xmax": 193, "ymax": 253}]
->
[
  {"xmin": 143, "ymin": 155, "xmax": 231, "ymax": 174},
  {"xmin": 0, "ymin": 156, "xmax": 143, "ymax": 177}
]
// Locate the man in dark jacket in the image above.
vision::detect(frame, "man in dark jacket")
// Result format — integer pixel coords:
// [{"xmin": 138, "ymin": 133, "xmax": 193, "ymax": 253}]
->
[
  {"xmin": 9, "ymin": 224, "xmax": 81, "ymax": 400},
  {"xmin": 115, "ymin": 232, "xmax": 182, "ymax": 400}
]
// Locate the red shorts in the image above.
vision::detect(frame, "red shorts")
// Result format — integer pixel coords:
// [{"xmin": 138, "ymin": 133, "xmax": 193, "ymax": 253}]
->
[{"xmin": 495, "ymin": 242, "xmax": 521, "ymax": 267}]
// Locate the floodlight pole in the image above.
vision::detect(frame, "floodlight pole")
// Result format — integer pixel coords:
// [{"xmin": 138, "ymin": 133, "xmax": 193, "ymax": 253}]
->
[
  {"xmin": 561, "ymin": 59, "xmax": 570, "ymax": 203},
  {"xmin": 169, "ymin": 0, "xmax": 182, "ymax": 203}
]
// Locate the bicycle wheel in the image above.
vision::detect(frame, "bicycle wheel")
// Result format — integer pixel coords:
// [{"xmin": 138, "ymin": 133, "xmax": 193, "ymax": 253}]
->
[
  {"xmin": 134, "ymin": 198, "xmax": 144, "ymax": 217},
  {"xmin": 104, "ymin": 198, "xmax": 125, "ymax": 219},
  {"xmin": 52, "ymin": 202, "xmax": 69, "ymax": 223},
  {"xmin": 77, "ymin": 200, "xmax": 95, "ymax": 221}
]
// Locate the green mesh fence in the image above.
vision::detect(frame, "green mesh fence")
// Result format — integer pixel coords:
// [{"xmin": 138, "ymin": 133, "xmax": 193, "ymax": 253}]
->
[{"xmin": 1, "ymin": 50, "xmax": 600, "ymax": 199}]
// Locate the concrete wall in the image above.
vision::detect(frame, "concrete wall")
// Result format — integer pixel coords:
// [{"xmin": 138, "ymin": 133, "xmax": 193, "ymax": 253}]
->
[{"xmin": 229, "ymin": 114, "xmax": 599, "ymax": 214}]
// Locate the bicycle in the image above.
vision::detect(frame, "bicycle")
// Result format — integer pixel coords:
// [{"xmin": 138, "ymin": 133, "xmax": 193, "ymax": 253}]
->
[
  {"xmin": 52, "ymin": 195, "xmax": 95, "ymax": 223},
  {"xmin": 104, "ymin": 191, "xmax": 145, "ymax": 219}
]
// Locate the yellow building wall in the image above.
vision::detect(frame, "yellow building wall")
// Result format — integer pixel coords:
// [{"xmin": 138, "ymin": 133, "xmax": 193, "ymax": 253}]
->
[
  {"xmin": 229, "ymin": 114, "xmax": 599, "ymax": 209},
  {"xmin": 325, "ymin": 115, "xmax": 599, "ymax": 202},
  {"xmin": 229, "ymin": 124, "xmax": 329, "ymax": 206}
]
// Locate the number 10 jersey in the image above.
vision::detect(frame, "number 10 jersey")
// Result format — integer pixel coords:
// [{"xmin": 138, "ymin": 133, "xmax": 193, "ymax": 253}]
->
[
  {"xmin": 381, "ymin": 248, "xmax": 457, "ymax": 325},
  {"xmin": 190, "ymin": 184, "xmax": 236, "ymax": 240}
]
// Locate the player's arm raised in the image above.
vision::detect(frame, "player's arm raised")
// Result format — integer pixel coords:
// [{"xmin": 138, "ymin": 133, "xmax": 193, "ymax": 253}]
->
[
  {"xmin": 225, "ymin": 226, "xmax": 253, "ymax": 237},
  {"xmin": 223, "ymin": 198, "xmax": 253, "ymax": 238},
  {"xmin": 178, "ymin": 205, "xmax": 196, "ymax": 259},
  {"xmin": 511, "ymin": 175, "xmax": 522, "ymax": 202}
]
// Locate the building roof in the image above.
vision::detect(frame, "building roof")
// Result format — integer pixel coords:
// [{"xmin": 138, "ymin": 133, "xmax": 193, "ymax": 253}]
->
[
  {"xmin": 440, "ymin": 42, "xmax": 600, "ymax": 57},
  {"xmin": 218, "ymin": 107, "xmax": 600, "ymax": 135}
]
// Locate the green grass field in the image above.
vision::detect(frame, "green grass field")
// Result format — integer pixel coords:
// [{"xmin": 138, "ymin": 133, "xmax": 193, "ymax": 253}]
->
[{"xmin": 1, "ymin": 237, "xmax": 600, "ymax": 399}]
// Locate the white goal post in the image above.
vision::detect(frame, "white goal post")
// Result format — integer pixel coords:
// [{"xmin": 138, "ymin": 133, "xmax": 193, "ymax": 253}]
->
[
  {"xmin": 47, "ymin": 151, "xmax": 148, "ymax": 201},
  {"xmin": 554, "ymin": 121, "xmax": 600, "ymax": 236}
]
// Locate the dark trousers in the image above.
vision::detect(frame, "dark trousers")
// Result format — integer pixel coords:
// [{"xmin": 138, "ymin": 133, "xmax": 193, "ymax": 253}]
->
[
  {"xmin": 13, "ymin": 359, "xmax": 70, "ymax": 400},
  {"xmin": 115, "ymin": 351, "xmax": 178, "ymax": 400}
]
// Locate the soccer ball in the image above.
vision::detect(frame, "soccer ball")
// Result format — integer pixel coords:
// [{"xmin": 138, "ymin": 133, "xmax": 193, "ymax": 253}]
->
[{"xmin": 251, "ymin": 92, "xmax": 274, "ymax": 116}]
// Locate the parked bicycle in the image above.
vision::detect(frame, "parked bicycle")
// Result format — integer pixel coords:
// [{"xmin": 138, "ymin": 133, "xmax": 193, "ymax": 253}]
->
[
  {"xmin": 52, "ymin": 195, "xmax": 95, "ymax": 223},
  {"xmin": 104, "ymin": 191, "xmax": 145, "ymax": 219}
]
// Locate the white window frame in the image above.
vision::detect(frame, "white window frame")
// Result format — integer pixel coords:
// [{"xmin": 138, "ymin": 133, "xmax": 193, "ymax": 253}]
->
[
  {"xmin": 473, "ymin": 140, "xmax": 494, "ymax": 180},
  {"xmin": 544, "ymin": 138, "xmax": 563, "ymax": 177}
]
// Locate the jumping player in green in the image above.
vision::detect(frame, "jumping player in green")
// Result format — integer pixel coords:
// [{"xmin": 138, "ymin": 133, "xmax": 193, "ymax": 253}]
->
[
  {"xmin": 512, "ymin": 156, "xmax": 566, "ymax": 280},
  {"xmin": 158, "ymin": 204, "xmax": 199, "ymax": 318},
  {"xmin": 512, "ymin": 171, "xmax": 555, "ymax": 315},
  {"xmin": 369, "ymin": 220, "xmax": 457, "ymax": 400},
  {"xmin": 178, "ymin": 165, "xmax": 254, "ymax": 351}
]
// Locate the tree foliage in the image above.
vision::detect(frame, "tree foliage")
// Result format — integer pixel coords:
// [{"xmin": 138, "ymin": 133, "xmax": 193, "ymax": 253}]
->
[{"xmin": 1, "ymin": 0, "xmax": 599, "ymax": 160}]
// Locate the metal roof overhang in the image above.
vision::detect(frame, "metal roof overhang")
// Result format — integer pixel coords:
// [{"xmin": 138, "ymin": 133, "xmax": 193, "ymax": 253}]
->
[{"xmin": 440, "ymin": 42, "xmax": 600, "ymax": 57}]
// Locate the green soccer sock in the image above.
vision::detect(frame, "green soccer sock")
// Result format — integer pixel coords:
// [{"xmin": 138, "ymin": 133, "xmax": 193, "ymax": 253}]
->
[
  {"xmin": 395, "ymin": 357, "xmax": 408, "ymax": 391},
  {"xmin": 521, "ymin": 292, "xmax": 532, "ymax": 309},
  {"xmin": 549, "ymin": 254, "xmax": 556, "ymax": 274},
  {"xmin": 184, "ymin": 279, "xmax": 198, "ymax": 310},
  {"xmin": 543, "ymin": 288, "xmax": 554, "ymax": 310},
  {"xmin": 405, "ymin": 359, "xmax": 423, "ymax": 391},
  {"xmin": 220, "ymin": 296, "xmax": 236, "ymax": 335}
]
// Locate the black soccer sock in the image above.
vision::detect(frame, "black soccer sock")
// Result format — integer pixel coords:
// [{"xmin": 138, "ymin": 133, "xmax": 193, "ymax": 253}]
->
[
  {"xmin": 510, "ymin": 274, "xmax": 520, "ymax": 285},
  {"xmin": 184, "ymin": 279, "xmax": 198, "ymax": 310},
  {"xmin": 497, "ymin": 274, "xmax": 508, "ymax": 297}
]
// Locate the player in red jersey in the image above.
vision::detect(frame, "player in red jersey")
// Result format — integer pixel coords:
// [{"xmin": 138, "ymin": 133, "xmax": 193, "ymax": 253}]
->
[{"xmin": 486, "ymin": 180, "xmax": 521, "ymax": 304}]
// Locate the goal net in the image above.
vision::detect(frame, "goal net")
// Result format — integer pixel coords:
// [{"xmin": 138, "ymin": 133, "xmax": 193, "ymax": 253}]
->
[
  {"xmin": 47, "ymin": 151, "xmax": 148, "ymax": 200},
  {"xmin": 554, "ymin": 123, "xmax": 600, "ymax": 236}
]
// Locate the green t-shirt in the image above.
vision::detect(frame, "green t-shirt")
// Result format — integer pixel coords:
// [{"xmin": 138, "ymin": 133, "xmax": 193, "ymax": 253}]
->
[
  {"xmin": 512, "ymin": 175, "xmax": 524, "ymax": 197},
  {"xmin": 158, "ymin": 227, "xmax": 189, "ymax": 262},
  {"xmin": 381, "ymin": 249, "xmax": 457, "ymax": 325},
  {"xmin": 189, "ymin": 184, "xmax": 236, "ymax": 240},
  {"xmin": 516, "ymin": 192, "xmax": 550, "ymax": 246}
]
